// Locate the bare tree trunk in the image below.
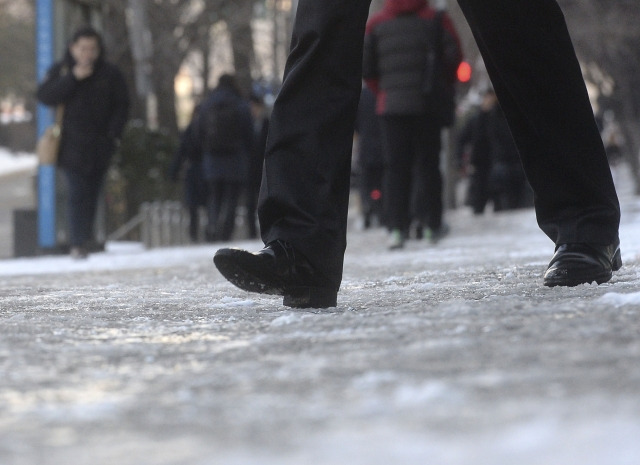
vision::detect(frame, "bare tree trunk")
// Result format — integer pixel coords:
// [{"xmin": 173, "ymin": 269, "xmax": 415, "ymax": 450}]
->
[
  {"xmin": 103, "ymin": 0, "xmax": 145, "ymax": 121},
  {"xmin": 271, "ymin": 3, "xmax": 281, "ymax": 81},
  {"xmin": 227, "ymin": 2, "xmax": 255, "ymax": 97},
  {"xmin": 127, "ymin": 0, "xmax": 155, "ymax": 126},
  {"xmin": 202, "ymin": 37, "xmax": 212, "ymax": 92},
  {"xmin": 151, "ymin": 61, "xmax": 181, "ymax": 135}
]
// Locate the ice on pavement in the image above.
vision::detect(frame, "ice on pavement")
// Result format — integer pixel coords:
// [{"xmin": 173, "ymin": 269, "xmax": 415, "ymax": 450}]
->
[
  {"xmin": 1, "ymin": 150, "xmax": 640, "ymax": 464},
  {"xmin": 599, "ymin": 291, "xmax": 640, "ymax": 307}
]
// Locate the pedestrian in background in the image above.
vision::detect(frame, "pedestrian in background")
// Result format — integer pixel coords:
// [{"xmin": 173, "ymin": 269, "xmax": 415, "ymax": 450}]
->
[
  {"xmin": 458, "ymin": 88, "xmax": 532, "ymax": 214},
  {"xmin": 600, "ymin": 110, "xmax": 625, "ymax": 167},
  {"xmin": 354, "ymin": 85, "xmax": 385, "ymax": 229},
  {"xmin": 363, "ymin": 0, "xmax": 462, "ymax": 249},
  {"xmin": 169, "ymin": 104, "xmax": 208, "ymax": 242},
  {"xmin": 199, "ymin": 74, "xmax": 254, "ymax": 242},
  {"xmin": 484, "ymin": 95, "xmax": 532, "ymax": 212},
  {"xmin": 37, "ymin": 26, "xmax": 129, "ymax": 259},
  {"xmin": 214, "ymin": 0, "xmax": 621, "ymax": 308},
  {"xmin": 457, "ymin": 88, "xmax": 495, "ymax": 215}
]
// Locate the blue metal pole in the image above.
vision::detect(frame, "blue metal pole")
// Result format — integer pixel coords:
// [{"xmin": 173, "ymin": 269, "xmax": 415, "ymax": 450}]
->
[{"xmin": 36, "ymin": 0, "xmax": 57, "ymax": 249}]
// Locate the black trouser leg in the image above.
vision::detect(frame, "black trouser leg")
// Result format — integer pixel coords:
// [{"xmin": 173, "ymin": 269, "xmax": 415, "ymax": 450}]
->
[
  {"xmin": 382, "ymin": 115, "xmax": 415, "ymax": 233},
  {"xmin": 245, "ymin": 184, "xmax": 259, "ymax": 238},
  {"xmin": 207, "ymin": 181, "xmax": 241, "ymax": 241},
  {"xmin": 219, "ymin": 183, "xmax": 241, "ymax": 242},
  {"xmin": 65, "ymin": 169, "xmax": 104, "ymax": 247},
  {"xmin": 206, "ymin": 181, "xmax": 223, "ymax": 240},
  {"xmin": 258, "ymin": 0, "xmax": 372, "ymax": 289},
  {"xmin": 457, "ymin": 0, "xmax": 619, "ymax": 245},
  {"xmin": 412, "ymin": 120, "xmax": 443, "ymax": 232},
  {"xmin": 382, "ymin": 115, "xmax": 442, "ymax": 233}
]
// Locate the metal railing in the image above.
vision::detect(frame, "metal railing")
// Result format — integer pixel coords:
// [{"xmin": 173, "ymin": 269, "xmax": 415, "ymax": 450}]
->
[{"xmin": 108, "ymin": 201, "xmax": 191, "ymax": 249}]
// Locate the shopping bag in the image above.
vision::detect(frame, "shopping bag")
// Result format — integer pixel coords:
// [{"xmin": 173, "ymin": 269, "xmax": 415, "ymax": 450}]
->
[{"xmin": 36, "ymin": 106, "xmax": 64, "ymax": 165}]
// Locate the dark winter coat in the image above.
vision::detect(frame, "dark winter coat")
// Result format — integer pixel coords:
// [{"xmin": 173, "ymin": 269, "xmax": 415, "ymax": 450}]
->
[
  {"xmin": 486, "ymin": 104, "xmax": 520, "ymax": 166},
  {"xmin": 457, "ymin": 106, "xmax": 492, "ymax": 171},
  {"xmin": 198, "ymin": 86, "xmax": 253, "ymax": 183},
  {"xmin": 485, "ymin": 104, "xmax": 526, "ymax": 193},
  {"xmin": 37, "ymin": 52, "xmax": 129, "ymax": 175},
  {"xmin": 363, "ymin": 0, "xmax": 462, "ymax": 117}
]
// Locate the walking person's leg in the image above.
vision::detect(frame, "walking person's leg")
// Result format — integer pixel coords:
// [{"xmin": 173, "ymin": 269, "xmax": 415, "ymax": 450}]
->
[
  {"xmin": 245, "ymin": 183, "xmax": 259, "ymax": 239},
  {"xmin": 456, "ymin": 0, "xmax": 621, "ymax": 285},
  {"xmin": 219, "ymin": 182, "xmax": 242, "ymax": 242},
  {"xmin": 82, "ymin": 171, "xmax": 106, "ymax": 248},
  {"xmin": 64, "ymin": 170, "xmax": 83, "ymax": 253},
  {"xmin": 413, "ymin": 119, "xmax": 444, "ymax": 239},
  {"xmin": 382, "ymin": 115, "xmax": 415, "ymax": 249},
  {"xmin": 186, "ymin": 168, "xmax": 204, "ymax": 242},
  {"xmin": 258, "ymin": 0, "xmax": 372, "ymax": 276},
  {"xmin": 64, "ymin": 170, "xmax": 94, "ymax": 257},
  {"xmin": 214, "ymin": 0, "xmax": 373, "ymax": 307},
  {"xmin": 206, "ymin": 181, "xmax": 223, "ymax": 242}
]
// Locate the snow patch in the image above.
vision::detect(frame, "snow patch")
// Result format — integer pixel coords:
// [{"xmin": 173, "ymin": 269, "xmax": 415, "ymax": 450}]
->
[
  {"xmin": 270, "ymin": 313, "xmax": 303, "ymax": 326},
  {"xmin": 394, "ymin": 381, "xmax": 455, "ymax": 406},
  {"xmin": 599, "ymin": 292, "xmax": 640, "ymax": 308}
]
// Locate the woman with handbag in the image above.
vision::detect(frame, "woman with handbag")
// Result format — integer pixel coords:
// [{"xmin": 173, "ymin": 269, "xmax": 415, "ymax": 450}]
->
[{"xmin": 37, "ymin": 26, "xmax": 129, "ymax": 258}]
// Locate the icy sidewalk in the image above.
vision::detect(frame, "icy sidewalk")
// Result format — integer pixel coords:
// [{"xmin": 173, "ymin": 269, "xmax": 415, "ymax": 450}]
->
[{"xmin": 0, "ymin": 166, "xmax": 639, "ymax": 465}]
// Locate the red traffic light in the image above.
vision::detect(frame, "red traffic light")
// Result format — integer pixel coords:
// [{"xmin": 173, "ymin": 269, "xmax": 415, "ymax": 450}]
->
[{"xmin": 457, "ymin": 61, "xmax": 472, "ymax": 83}]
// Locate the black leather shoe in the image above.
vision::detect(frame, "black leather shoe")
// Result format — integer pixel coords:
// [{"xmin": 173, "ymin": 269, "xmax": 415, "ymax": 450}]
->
[
  {"xmin": 213, "ymin": 240, "xmax": 338, "ymax": 308},
  {"xmin": 543, "ymin": 241, "xmax": 622, "ymax": 287}
]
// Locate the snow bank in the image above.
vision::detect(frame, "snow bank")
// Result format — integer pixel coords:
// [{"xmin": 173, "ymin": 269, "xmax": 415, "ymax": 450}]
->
[{"xmin": 0, "ymin": 146, "xmax": 37, "ymax": 176}]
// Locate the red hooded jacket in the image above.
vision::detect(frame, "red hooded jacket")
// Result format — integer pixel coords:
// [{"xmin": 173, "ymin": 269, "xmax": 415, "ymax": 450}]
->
[{"xmin": 363, "ymin": 0, "xmax": 462, "ymax": 117}]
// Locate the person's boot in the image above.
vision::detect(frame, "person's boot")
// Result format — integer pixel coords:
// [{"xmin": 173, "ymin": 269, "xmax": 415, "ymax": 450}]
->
[
  {"xmin": 543, "ymin": 241, "xmax": 622, "ymax": 287},
  {"xmin": 388, "ymin": 229, "xmax": 405, "ymax": 250},
  {"xmin": 424, "ymin": 224, "xmax": 450, "ymax": 244},
  {"xmin": 214, "ymin": 240, "xmax": 338, "ymax": 308},
  {"xmin": 70, "ymin": 246, "xmax": 88, "ymax": 260}
]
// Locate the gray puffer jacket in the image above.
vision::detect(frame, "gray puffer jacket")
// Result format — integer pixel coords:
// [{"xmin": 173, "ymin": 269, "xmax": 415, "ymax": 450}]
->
[{"xmin": 363, "ymin": 0, "xmax": 462, "ymax": 117}]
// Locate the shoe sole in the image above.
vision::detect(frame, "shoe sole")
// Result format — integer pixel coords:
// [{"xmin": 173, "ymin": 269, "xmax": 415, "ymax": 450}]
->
[
  {"xmin": 544, "ymin": 248, "xmax": 622, "ymax": 287},
  {"xmin": 214, "ymin": 249, "xmax": 338, "ymax": 308}
]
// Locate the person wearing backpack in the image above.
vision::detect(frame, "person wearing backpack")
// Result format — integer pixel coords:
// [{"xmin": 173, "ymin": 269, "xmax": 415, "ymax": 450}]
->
[
  {"xmin": 199, "ymin": 74, "xmax": 254, "ymax": 242},
  {"xmin": 362, "ymin": 0, "xmax": 462, "ymax": 249},
  {"xmin": 213, "ymin": 0, "xmax": 621, "ymax": 308}
]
